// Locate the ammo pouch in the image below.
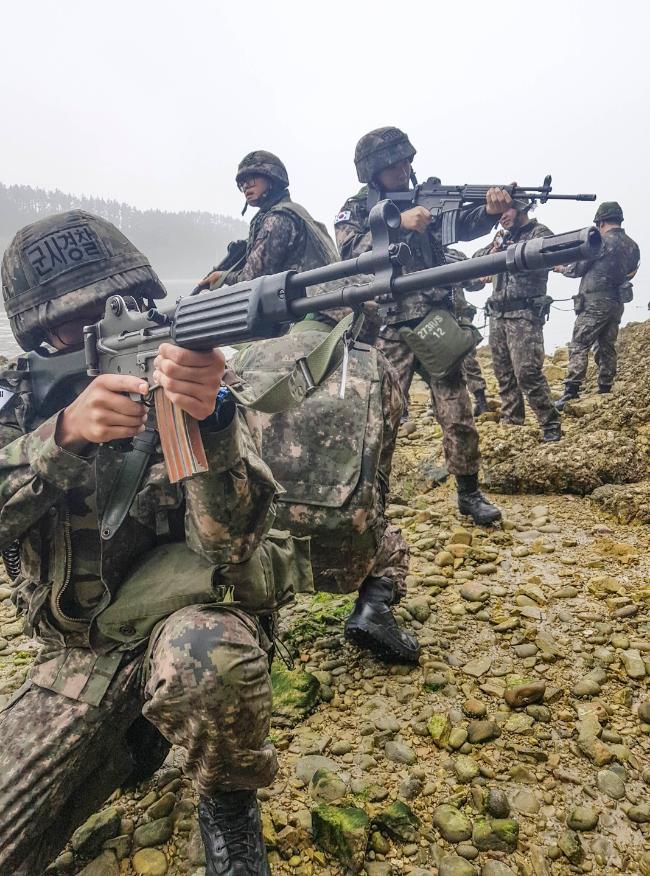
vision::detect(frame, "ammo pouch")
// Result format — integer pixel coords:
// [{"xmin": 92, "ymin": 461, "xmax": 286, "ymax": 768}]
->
[
  {"xmin": 573, "ymin": 292, "xmax": 585, "ymax": 314},
  {"xmin": 531, "ymin": 295, "xmax": 553, "ymax": 322},
  {"xmin": 399, "ymin": 308, "xmax": 481, "ymax": 381},
  {"xmin": 93, "ymin": 530, "xmax": 313, "ymax": 649},
  {"xmin": 618, "ymin": 282, "xmax": 634, "ymax": 304}
]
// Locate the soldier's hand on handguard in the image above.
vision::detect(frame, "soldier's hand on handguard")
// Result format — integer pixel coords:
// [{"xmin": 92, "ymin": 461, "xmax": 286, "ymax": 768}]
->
[
  {"xmin": 553, "ymin": 266, "xmax": 568, "ymax": 274},
  {"xmin": 56, "ymin": 374, "xmax": 150, "ymax": 453},
  {"xmin": 400, "ymin": 206, "xmax": 433, "ymax": 233},
  {"xmin": 153, "ymin": 343, "xmax": 226, "ymax": 421},
  {"xmin": 485, "ymin": 183, "xmax": 516, "ymax": 215},
  {"xmin": 200, "ymin": 270, "xmax": 223, "ymax": 290}
]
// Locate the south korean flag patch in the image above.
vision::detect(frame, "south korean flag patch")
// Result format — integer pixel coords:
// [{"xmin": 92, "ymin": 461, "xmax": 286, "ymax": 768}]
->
[
  {"xmin": 0, "ymin": 387, "xmax": 15, "ymax": 413},
  {"xmin": 334, "ymin": 210, "xmax": 352, "ymax": 225}
]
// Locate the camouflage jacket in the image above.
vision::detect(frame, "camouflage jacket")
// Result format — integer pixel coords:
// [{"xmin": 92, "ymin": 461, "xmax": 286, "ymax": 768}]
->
[
  {"xmin": 474, "ymin": 219, "xmax": 553, "ymax": 319},
  {"xmin": 0, "ymin": 359, "xmax": 279, "ymax": 702},
  {"xmin": 445, "ymin": 248, "xmax": 485, "ymax": 321},
  {"xmin": 334, "ymin": 186, "xmax": 496, "ymax": 324},
  {"xmin": 563, "ymin": 227, "xmax": 640, "ymax": 301},
  {"xmin": 224, "ymin": 191, "xmax": 338, "ymax": 285}
]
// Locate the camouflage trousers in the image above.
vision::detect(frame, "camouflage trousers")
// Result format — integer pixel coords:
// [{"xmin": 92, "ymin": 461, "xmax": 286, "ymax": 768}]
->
[
  {"xmin": 0, "ymin": 604, "xmax": 276, "ymax": 876},
  {"xmin": 489, "ymin": 316, "xmax": 559, "ymax": 428},
  {"xmin": 565, "ymin": 300, "xmax": 624, "ymax": 387},
  {"xmin": 462, "ymin": 349, "xmax": 486, "ymax": 396},
  {"xmin": 376, "ymin": 326, "xmax": 480, "ymax": 476}
]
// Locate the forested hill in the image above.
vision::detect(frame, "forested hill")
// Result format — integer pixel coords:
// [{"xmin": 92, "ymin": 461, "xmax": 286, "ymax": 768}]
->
[{"xmin": 0, "ymin": 183, "xmax": 248, "ymax": 278}]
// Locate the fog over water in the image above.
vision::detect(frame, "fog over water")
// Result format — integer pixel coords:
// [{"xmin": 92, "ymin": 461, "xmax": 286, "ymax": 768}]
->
[{"xmin": 1, "ymin": 0, "xmax": 648, "ymax": 359}]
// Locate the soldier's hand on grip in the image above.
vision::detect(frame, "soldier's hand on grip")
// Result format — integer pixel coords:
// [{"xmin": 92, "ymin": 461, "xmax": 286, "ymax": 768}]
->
[
  {"xmin": 400, "ymin": 206, "xmax": 433, "ymax": 233},
  {"xmin": 153, "ymin": 343, "xmax": 226, "ymax": 421},
  {"xmin": 56, "ymin": 374, "xmax": 149, "ymax": 453}
]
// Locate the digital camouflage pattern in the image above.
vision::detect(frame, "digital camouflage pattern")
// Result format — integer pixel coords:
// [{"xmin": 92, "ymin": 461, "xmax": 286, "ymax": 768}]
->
[
  {"xmin": 488, "ymin": 316, "xmax": 559, "ymax": 427},
  {"xmin": 335, "ymin": 186, "xmax": 495, "ymax": 325},
  {"xmin": 0, "ymin": 604, "xmax": 275, "ymax": 875},
  {"xmin": 1, "ymin": 210, "xmax": 165, "ymax": 351},
  {"xmin": 474, "ymin": 218, "xmax": 554, "ymax": 317},
  {"xmin": 232, "ymin": 328, "xmax": 410, "ymax": 597},
  {"xmin": 473, "ymin": 221, "xmax": 558, "ymax": 428},
  {"xmin": 223, "ymin": 192, "xmax": 338, "ymax": 288},
  {"xmin": 447, "ymin": 248, "xmax": 486, "ymax": 395},
  {"xmin": 375, "ymin": 325, "xmax": 480, "ymax": 475},
  {"xmin": 235, "ymin": 150, "xmax": 289, "ymax": 189},
  {"xmin": 353, "ymin": 126, "xmax": 416, "ymax": 183},
  {"xmin": 562, "ymin": 226, "xmax": 640, "ymax": 388}
]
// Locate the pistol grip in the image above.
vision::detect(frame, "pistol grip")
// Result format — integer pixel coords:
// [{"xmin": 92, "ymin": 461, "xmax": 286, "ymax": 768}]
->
[{"xmin": 153, "ymin": 387, "xmax": 209, "ymax": 483}]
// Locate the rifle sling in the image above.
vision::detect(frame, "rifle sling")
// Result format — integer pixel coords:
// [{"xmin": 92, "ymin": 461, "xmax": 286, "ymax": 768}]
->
[
  {"xmin": 100, "ymin": 416, "xmax": 159, "ymax": 541},
  {"xmin": 230, "ymin": 312, "xmax": 364, "ymax": 414}
]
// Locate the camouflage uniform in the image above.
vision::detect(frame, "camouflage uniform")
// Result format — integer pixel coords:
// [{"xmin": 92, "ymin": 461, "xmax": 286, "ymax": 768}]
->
[
  {"xmin": 234, "ymin": 327, "xmax": 409, "ymax": 598},
  {"xmin": 335, "ymin": 189, "xmax": 495, "ymax": 475},
  {"xmin": 0, "ymin": 217, "xmax": 281, "ymax": 873},
  {"xmin": 562, "ymin": 227, "xmax": 640, "ymax": 389},
  {"xmin": 447, "ymin": 249, "xmax": 487, "ymax": 396},
  {"xmin": 474, "ymin": 220, "xmax": 559, "ymax": 428}
]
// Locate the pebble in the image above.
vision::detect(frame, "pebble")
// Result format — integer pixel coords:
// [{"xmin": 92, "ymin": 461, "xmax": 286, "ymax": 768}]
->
[
  {"xmin": 432, "ymin": 804, "xmax": 473, "ymax": 842},
  {"xmin": 462, "ymin": 698, "xmax": 487, "ymax": 718},
  {"xmin": 133, "ymin": 816, "xmax": 173, "ymax": 849},
  {"xmin": 384, "ymin": 740, "xmax": 416, "ymax": 765},
  {"xmin": 504, "ymin": 680, "xmax": 546, "ymax": 709},
  {"xmin": 481, "ymin": 863, "xmax": 516, "ymax": 876},
  {"xmin": 132, "ymin": 849, "xmax": 169, "ymax": 875},
  {"xmin": 467, "ymin": 720, "xmax": 499, "ymax": 744},
  {"xmin": 485, "ymin": 788, "xmax": 510, "ymax": 818},
  {"xmin": 438, "ymin": 855, "xmax": 477, "ymax": 876},
  {"xmin": 596, "ymin": 769, "xmax": 626, "ymax": 799},
  {"xmin": 567, "ymin": 804, "xmax": 599, "ymax": 831}
]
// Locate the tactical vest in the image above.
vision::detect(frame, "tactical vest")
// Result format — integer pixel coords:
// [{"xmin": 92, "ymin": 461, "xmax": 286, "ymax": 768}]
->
[
  {"xmin": 249, "ymin": 197, "xmax": 340, "ymax": 296},
  {"xmin": 232, "ymin": 326, "xmax": 386, "ymax": 594}
]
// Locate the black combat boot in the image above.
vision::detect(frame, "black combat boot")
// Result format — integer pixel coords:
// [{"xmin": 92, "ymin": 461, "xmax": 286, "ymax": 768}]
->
[
  {"xmin": 345, "ymin": 576, "xmax": 421, "ymax": 664},
  {"xmin": 598, "ymin": 383, "xmax": 612, "ymax": 394},
  {"xmin": 456, "ymin": 474, "xmax": 502, "ymax": 526},
  {"xmin": 473, "ymin": 389, "xmax": 489, "ymax": 417},
  {"xmin": 555, "ymin": 382, "xmax": 580, "ymax": 412},
  {"xmin": 198, "ymin": 790, "xmax": 270, "ymax": 876},
  {"xmin": 542, "ymin": 422, "xmax": 562, "ymax": 442}
]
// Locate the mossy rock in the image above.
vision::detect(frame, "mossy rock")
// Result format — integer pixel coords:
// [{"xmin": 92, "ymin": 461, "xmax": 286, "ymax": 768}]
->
[
  {"xmin": 284, "ymin": 593, "xmax": 355, "ymax": 650},
  {"xmin": 472, "ymin": 816, "xmax": 519, "ymax": 851},
  {"xmin": 374, "ymin": 800, "xmax": 420, "ymax": 842},
  {"xmin": 312, "ymin": 804, "xmax": 370, "ymax": 872},
  {"xmin": 427, "ymin": 712, "xmax": 451, "ymax": 748},
  {"xmin": 271, "ymin": 662, "xmax": 321, "ymax": 725}
]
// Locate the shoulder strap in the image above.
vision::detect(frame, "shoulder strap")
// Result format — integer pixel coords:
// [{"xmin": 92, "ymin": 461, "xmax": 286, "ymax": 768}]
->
[
  {"xmin": 230, "ymin": 312, "xmax": 364, "ymax": 414},
  {"xmin": 100, "ymin": 416, "xmax": 159, "ymax": 540}
]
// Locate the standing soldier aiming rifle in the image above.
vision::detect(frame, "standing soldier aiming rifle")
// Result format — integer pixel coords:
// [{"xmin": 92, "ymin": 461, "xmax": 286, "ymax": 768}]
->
[
  {"xmin": 335, "ymin": 126, "xmax": 509, "ymax": 525},
  {"xmin": 555, "ymin": 201, "xmax": 640, "ymax": 408}
]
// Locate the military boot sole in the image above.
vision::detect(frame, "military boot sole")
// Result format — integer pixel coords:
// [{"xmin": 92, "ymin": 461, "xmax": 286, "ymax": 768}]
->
[{"xmin": 344, "ymin": 619, "xmax": 420, "ymax": 664}]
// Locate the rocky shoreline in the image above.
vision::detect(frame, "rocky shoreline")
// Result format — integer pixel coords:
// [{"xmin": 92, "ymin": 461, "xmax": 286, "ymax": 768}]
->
[{"xmin": 1, "ymin": 323, "xmax": 649, "ymax": 875}]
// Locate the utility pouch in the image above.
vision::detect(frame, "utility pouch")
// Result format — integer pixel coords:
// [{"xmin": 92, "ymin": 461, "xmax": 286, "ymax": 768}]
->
[
  {"xmin": 618, "ymin": 281, "xmax": 634, "ymax": 304},
  {"xmin": 93, "ymin": 531, "xmax": 312, "ymax": 649},
  {"xmin": 531, "ymin": 295, "xmax": 553, "ymax": 322},
  {"xmin": 399, "ymin": 308, "xmax": 481, "ymax": 381},
  {"xmin": 573, "ymin": 292, "xmax": 585, "ymax": 314}
]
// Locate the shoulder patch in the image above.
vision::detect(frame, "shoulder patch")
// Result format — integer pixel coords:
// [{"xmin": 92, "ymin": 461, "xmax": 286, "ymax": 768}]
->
[
  {"xmin": 335, "ymin": 210, "xmax": 352, "ymax": 224},
  {"xmin": 0, "ymin": 387, "xmax": 15, "ymax": 412}
]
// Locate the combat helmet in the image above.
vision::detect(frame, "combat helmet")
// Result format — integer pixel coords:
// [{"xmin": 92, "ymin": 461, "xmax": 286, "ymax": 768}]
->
[
  {"xmin": 235, "ymin": 151, "xmax": 289, "ymax": 189},
  {"xmin": 1, "ymin": 210, "xmax": 165, "ymax": 351},
  {"xmin": 354, "ymin": 126, "xmax": 417, "ymax": 184},
  {"xmin": 594, "ymin": 201, "xmax": 623, "ymax": 223}
]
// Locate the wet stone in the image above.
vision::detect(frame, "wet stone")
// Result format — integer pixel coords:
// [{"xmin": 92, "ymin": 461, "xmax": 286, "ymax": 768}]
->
[
  {"xmin": 467, "ymin": 720, "xmax": 499, "ymax": 744},
  {"xmin": 485, "ymin": 788, "xmax": 510, "ymax": 818},
  {"xmin": 133, "ymin": 817, "xmax": 173, "ymax": 849},
  {"xmin": 72, "ymin": 807, "xmax": 121, "ymax": 856},
  {"xmin": 432, "ymin": 804, "xmax": 473, "ymax": 843},
  {"xmin": 567, "ymin": 804, "xmax": 599, "ymax": 831}
]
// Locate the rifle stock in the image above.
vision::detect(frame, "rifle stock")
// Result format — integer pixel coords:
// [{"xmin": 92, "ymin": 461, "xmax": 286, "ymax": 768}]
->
[{"xmin": 25, "ymin": 201, "xmax": 601, "ymax": 483}]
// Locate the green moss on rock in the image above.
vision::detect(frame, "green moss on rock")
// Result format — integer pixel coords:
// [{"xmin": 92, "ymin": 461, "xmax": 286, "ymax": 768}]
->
[{"xmin": 312, "ymin": 804, "xmax": 370, "ymax": 872}]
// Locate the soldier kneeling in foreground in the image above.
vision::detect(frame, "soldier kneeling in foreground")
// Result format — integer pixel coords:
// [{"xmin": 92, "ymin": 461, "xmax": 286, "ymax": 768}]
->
[{"xmin": 0, "ymin": 211, "xmax": 285, "ymax": 875}]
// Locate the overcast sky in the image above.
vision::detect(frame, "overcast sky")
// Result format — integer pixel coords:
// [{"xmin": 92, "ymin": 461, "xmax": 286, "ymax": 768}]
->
[{"xmin": 2, "ymin": 0, "xmax": 648, "ymax": 349}]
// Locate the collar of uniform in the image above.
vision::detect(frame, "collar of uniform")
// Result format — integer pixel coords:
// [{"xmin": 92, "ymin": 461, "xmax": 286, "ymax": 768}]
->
[{"xmin": 512, "ymin": 218, "xmax": 537, "ymax": 240}]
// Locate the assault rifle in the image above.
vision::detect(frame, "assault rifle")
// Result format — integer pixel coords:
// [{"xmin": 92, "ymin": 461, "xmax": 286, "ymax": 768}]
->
[
  {"xmin": 367, "ymin": 174, "xmax": 596, "ymax": 246},
  {"xmin": 25, "ymin": 201, "xmax": 601, "ymax": 482}
]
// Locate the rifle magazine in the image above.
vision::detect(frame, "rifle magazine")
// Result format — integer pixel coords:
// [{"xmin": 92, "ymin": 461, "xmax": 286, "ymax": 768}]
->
[{"xmin": 154, "ymin": 388, "xmax": 208, "ymax": 483}]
